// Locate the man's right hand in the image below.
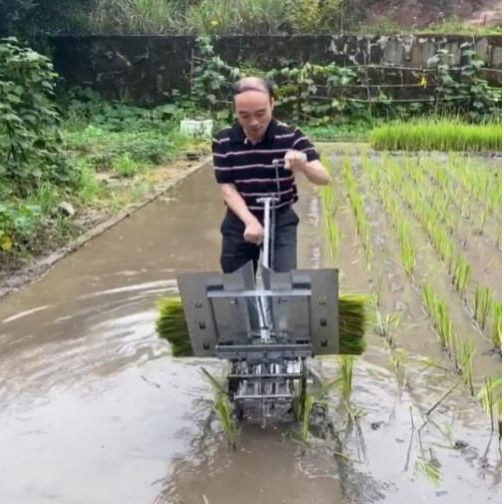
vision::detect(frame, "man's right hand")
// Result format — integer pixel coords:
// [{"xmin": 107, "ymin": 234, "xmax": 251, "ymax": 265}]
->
[{"xmin": 243, "ymin": 219, "xmax": 264, "ymax": 245}]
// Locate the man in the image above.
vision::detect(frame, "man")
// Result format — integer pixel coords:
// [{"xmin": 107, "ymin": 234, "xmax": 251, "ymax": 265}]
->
[{"xmin": 212, "ymin": 76, "xmax": 330, "ymax": 274}]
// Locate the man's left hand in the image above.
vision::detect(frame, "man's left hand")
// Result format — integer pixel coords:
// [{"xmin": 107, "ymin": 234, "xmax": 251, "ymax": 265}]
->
[{"xmin": 284, "ymin": 150, "xmax": 308, "ymax": 172}]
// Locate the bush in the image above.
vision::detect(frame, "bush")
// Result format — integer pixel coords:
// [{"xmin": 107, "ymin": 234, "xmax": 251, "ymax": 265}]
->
[{"xmin": 0, "ymin": 38, "xmax": 77, "ymax": 196}]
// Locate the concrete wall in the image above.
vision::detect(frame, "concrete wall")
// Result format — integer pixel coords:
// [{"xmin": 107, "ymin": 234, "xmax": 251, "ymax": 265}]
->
[{"xmin": 52, "ymin": 34, "xmax": 502, "ymax": 104}]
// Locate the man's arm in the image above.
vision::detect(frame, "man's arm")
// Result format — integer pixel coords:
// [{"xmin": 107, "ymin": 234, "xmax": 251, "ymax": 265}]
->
[
  {"xmin": 301, "ymin": 159, "xmax": 331, "ymax": 185},
  {"xmin": 284, "ymin": 151, "xmax": 330, "ymax": 186},
  {"xmin": 286, "ymin": 129, "xmax": 331, "ymax": 186},
  {"xmin": 219, "ymin": 184, "xmax": 264, "ymax": 245},
  {"xmin": 213, "ymin": 135, "xmax": 264, "ymax": 244}
]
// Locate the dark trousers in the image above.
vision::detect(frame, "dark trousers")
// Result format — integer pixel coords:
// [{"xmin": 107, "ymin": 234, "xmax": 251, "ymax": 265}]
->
[{"xmin": 220, "ymin": 207, "xmax": 299, "ymax": 274}]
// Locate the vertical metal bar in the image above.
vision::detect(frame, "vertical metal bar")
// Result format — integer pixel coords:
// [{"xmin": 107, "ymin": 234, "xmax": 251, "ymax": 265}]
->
[{"xmin": 262, "ymin": 197, "xmax": 271, "ymax": 270}]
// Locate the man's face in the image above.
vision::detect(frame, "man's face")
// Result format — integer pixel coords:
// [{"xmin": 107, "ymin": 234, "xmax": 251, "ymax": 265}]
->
[{"xmin": 234, "ymin": 90, "xmax": 274, "ymax": 142}]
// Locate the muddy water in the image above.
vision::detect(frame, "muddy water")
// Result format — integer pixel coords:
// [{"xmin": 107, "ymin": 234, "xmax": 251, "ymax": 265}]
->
[
  {"xmin": 0, "ymin": 164, "xmax": 335, "ymax": 504},
  {"xmin": 319, "ymin": 356, "xmax": 502, "ymax": 504},
  {"xmin": 0, "ymin": 157, "xmax": 501, "ymax": 504},
  {"xmin": 161, "ymin": 422, "xmax": 342, "ymax": 504}
]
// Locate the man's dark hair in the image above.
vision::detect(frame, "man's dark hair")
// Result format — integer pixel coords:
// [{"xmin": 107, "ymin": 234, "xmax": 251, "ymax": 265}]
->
[{"xmin": 232, "ymin": 77, "xmax": 275, "ymax": 99}]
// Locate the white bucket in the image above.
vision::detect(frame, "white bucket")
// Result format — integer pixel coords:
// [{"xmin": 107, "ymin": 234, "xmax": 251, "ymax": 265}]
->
[{"xmin": 179, "ymin": 119, "xmax": 214, "ymax": 138}]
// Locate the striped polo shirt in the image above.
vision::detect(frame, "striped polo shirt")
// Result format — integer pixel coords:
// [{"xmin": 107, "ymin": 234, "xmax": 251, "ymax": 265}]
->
[{"xmin": 212, "ymin": 119, "xmax": 320, "ymax": 216}]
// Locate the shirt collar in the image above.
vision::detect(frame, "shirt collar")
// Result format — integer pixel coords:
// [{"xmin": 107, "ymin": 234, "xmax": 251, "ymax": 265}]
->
[{"xmin": 230, "ymin": 119, "xmax": 278, "ymax": 145}]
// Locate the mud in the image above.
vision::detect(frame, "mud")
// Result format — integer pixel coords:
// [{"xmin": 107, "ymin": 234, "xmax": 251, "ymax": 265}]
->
[
  {"xmin": 161, "ymin": 422, "xmax": 342, "ymax": 504},
  {"xmin": 0, "ymin": 152, "xmax": 501, "ymax": 504}
]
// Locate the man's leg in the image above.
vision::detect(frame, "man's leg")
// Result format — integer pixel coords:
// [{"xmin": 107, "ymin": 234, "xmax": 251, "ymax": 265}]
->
[
  {"xmin": 272, "ymin": 207, "xmax": 299, "ymax": 272},
  {"xmin": 220, "ymin": 210, "xmax": 260, "ymax": 274}
]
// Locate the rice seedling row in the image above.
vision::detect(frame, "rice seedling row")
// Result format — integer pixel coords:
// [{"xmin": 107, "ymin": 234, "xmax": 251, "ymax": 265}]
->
[
  {"xmin": 342, "ymin": 156, "xmax": 478, "ymax": 395},
  {"xmin": 417, "ymin": 157, "xmax": 499, "ymax": 242},
  {"xmin": 336, "ymin": 157, "xmax": 452, "ymax": 391},
  {"xmin": 354, "ymin": 154, "xmax": 496, "ymax": 394},
  {"xmin": 380, "ymin": 156, "xmax": 464, "ymax": 285},
  {"xmin": 320, "ymin": 153, "xmax": 341, "ymax": 261},
  {"xmin": 360, "ymin": 154, "xmax": 416, "ymax": 276},
  {"xmin": 444, "ymin": 153, "xmax": 502, "ymax": 224},
  {"xmin": 421, "ymin": 283, "xmax": 476, "ymax": 395},
  {"xmin": 319, "ymin": 150, "xmax": 500, "ymax": 446},
  {"xmin": 377, "ymin": 155, "xmax": 500, "ymax": 349},
  {"xmin": 340, "ymin": 157, "xmax": 373, "ymax": 266}
]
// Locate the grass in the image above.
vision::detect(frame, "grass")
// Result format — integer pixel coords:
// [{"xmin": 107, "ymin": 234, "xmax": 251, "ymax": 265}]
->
[
  {"xmin": 89, "ymin": 0, "xmax": 181, "ymax": 34},
  {"xmin": 65, "ymin": 125, "xmax": 189, "ymax": 171},
  {"xmin": 1, "ymin": 100, "xmax": 202, "ymax": 273},
  {"xmin": 420, "ymin": 17, "xmax": 502, "ymax": 36},
  {"xmin": 112, "ymin": 154, "xmax": 146, "ymax": 178},
  {"xmin": 371, "ymin": 119, "xmax": 502, "ymax": 152},
  {"xmin": 184, "ymin": 0, "xmax": 287, "ymax": 34},
  {"xmin": 352, "ymin": 16, "xmax": 502, "ymax": 36}
]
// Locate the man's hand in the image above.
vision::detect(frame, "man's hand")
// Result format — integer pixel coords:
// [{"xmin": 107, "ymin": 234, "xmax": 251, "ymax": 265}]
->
[
  {"xmin": 283, "ymin": 152, "xmax": 330, "ymax": 186},
  {"xmin": 284, "ymin": 150, "xmax": 308, "ymax": 172},
  {"xmin": 244, "ymin": 219, "xmax": 264, "ymax": 245}
]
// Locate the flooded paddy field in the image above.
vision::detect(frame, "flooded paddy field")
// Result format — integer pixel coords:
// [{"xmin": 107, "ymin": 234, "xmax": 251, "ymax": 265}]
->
[{"xmin": 0, "ymin": 149, "xmax": 501, "ymax": 504}]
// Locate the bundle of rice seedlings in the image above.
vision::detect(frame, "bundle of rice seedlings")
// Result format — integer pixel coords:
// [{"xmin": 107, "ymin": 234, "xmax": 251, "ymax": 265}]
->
[{"xmin": 157, "ymin": 293, "xmax": 369, "ymax": 356}]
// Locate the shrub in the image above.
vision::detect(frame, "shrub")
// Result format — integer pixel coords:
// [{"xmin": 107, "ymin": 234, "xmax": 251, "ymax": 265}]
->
[{"xmin": 0, "ymin": 38, "xmax": 76, "ymax": 196}]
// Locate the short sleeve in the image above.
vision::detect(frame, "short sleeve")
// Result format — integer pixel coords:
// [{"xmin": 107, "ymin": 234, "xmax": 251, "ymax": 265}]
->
[
  {"xmin": 291, "ymin": 129, "xmax": 320, "ymax": 162},
  {"xmin": 212, "ymin": 137, "xmax": 234, "ymax": 184}
]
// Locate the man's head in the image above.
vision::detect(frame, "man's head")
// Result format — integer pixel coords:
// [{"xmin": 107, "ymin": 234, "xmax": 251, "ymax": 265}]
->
[{"xmin": 232, "ymin": 77, "xmax": 274, "ymax": 143}]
